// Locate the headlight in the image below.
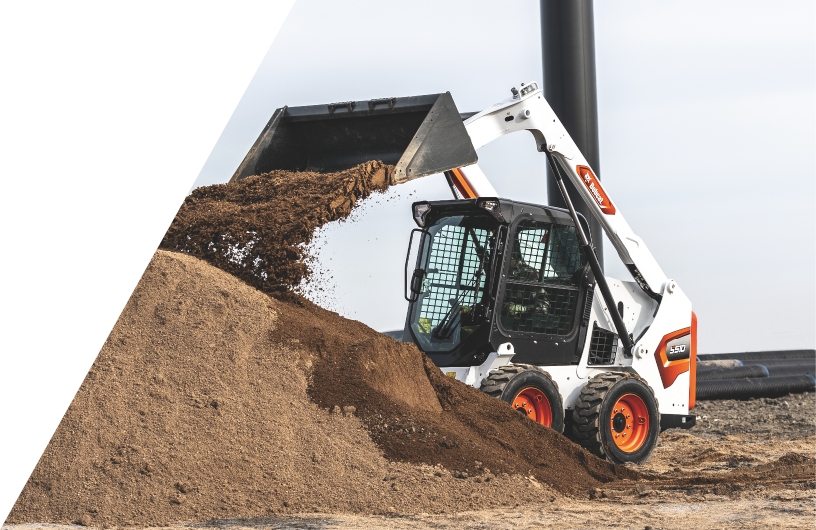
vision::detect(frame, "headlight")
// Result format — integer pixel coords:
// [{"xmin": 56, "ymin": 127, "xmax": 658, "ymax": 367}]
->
[
  {"xmin": 520, "ymin": 82, "xmax": 539, "ymax": 97},
  {"xmin": 476, "ymin": 198, "xmax": 505, "ymax": 222},
  {"xmin": 412, "ymin": 202, "xmax": 431, "ymax": 227}
]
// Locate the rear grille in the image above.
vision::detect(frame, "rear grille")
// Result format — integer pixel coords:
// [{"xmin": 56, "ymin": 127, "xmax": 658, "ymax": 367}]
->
[
  {"xmin": 587, "ymin": 323, "xmax": 618, "ymax": 365},
  {"xmin": 581, "ymin": 288, "xmax": 594, "ymax": 327}
]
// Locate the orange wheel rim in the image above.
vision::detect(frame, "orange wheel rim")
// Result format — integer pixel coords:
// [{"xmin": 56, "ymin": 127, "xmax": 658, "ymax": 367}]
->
[
  {"xmin": 609, "ymin": 393, "xmax": 650, "ymax": 453},
  {"xmin": 511, "ymin": 387, "xmax": 552, "ymax": 427}
]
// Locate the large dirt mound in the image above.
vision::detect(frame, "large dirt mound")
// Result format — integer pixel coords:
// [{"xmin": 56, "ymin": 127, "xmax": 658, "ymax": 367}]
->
[
  {"xmin": 9, "ymin": 163, "xmax": 635, "ymax": 526},
  {"xmin": 9, "ymin": 251, "xmax": 583, "ymax": 526},
  {"xmin": 160, "ymin": 161, "xmax": 393, "ymax": 299}
]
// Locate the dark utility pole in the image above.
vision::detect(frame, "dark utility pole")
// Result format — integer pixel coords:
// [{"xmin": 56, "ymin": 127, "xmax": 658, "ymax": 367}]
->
[{"xmin": 541, "ymin": 0, "xmax": 603, "ymax": 268}]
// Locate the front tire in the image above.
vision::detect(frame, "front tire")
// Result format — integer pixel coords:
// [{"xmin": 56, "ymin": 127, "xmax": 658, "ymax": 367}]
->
[
  {"xmin": 480, "ymin": 364, "xmax": 565, "ymax": 433},
  {"xmin": 572, "ymin": 372, "xmax": 660, "ymax": 464}
]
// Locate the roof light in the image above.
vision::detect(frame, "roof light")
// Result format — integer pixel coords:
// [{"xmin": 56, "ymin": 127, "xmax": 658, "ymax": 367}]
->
[
  {"xmin": 476, "ymin": 198, "xmax": 505, "ymax": 222},
  {"xmin": 520, "ymin": 82, "xmax": 539, "ymax": 98},
  {"xmin": 412, "ymin": 202, "xmax": 431, "ymax": 227}
]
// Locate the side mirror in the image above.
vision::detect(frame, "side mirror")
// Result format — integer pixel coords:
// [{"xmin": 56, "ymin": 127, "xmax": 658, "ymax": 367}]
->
[{"xmin": 404, "ymin": 228, "xmax": 429, "ymax": 302}]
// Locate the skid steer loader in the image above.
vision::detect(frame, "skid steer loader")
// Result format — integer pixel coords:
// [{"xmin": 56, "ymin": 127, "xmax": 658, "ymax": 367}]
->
[{"xmin": 233, "ymin": 82, "xmax": 697, "ymax": 464}]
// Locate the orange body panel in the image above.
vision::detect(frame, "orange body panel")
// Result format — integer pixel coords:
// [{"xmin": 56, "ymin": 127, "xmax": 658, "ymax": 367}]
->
[
  {"xmin": 653, "ymin": 327, "xmax": 691, "ymax": 389},
  {"xmin": 689, "ymin": 312, "xmax": 698, "ymax": 409}
]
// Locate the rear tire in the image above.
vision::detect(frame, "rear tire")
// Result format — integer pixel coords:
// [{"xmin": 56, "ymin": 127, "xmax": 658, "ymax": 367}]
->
[
  {"xmin": 480, "ymin": 364, "xmax": 565, "ymax": 433},
  {"xmin": 572, "ymin": 372, "xmax": 660, "ymax": 464}
]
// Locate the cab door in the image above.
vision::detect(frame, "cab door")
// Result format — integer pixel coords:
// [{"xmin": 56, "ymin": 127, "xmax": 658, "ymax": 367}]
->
[{"xmin": 491, "ymin": 216, "xmax": 592, "ymax": 365}]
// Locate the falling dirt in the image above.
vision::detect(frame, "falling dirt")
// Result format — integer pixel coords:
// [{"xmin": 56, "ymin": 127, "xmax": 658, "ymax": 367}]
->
[{"xmin": 159, "ymin": 161, "xmax": 393, "ymax": 299}]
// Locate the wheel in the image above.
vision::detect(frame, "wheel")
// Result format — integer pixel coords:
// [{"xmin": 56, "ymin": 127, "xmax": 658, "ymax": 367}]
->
[
  {"xmin": 572, "ymin": 372, "xmax": 660, "ymax": 464},
  {"xmin": 480, "ymin": 364, "xmax": 565, "ymax": 433}
]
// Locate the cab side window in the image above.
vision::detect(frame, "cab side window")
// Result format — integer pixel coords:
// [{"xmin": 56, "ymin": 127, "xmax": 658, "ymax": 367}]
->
[{"xmin": 501, "ymin": 220, "xmax": 584, "ymax": 336}]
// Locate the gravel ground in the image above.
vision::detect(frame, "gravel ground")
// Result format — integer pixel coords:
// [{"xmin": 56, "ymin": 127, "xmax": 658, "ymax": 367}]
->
[{"xmin": 692, "ymin": 392, "xmax": 815, "ymax": 439}]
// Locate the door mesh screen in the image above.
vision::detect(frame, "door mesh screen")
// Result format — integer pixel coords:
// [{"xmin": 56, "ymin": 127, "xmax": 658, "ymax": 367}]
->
[
  {"xmin": 509, "ymin": 222, "xmax": 582, "ymax": 286},
  {"xmin": 500, "ymin": 285, "xmax": 578, "ymax": 335},
  {"xmin": 417, "ymin": 225, "xmax": 489, "ymax": 334},
  {"xmin": 500, "ymin": 219, "xmax": 583, "ymax": 337}
]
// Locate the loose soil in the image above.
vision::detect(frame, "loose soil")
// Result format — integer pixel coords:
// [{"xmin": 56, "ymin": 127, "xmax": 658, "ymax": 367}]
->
[
  {"xmin": 8, "ymin": 163, "xmax": 814, "ymax": 528},
  {"xmin": 159, "ymin": 161, "xmax": 393, "ymax": 299}
]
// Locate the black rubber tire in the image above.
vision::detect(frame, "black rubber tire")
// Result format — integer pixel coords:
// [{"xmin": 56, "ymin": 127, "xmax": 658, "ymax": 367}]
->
[
  {"xmin": 572, "ymin": 372, "xmax": 660, "ymax": 464},
  {"xmin": 480, "ymin": 364, "xmax": 565, "ymax": 433}
]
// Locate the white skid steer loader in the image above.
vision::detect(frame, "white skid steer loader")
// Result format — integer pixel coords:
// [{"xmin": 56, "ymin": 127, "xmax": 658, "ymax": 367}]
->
[{"xmin": 233, "ymin": 82, "xmax": 697, "ymax": 464}]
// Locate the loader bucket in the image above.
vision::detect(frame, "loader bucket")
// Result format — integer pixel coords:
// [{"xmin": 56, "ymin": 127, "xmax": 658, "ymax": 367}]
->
[{"xmin": 230, "ymin": 92, "xmax": 477, "ymax": 184}]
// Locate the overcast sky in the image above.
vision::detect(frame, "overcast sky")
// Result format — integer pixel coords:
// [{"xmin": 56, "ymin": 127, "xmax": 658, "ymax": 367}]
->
[{"xmin": 192, "ymin": 0, "xmax": 815, "ymax": 353}]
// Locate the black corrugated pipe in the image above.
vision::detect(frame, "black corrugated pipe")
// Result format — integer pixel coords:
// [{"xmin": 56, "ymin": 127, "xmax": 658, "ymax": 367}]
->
[
  {"xmin": 696, "ymin": 365, "xmax": 770, "ymax": 381},
  {"xmin": 742, "ymin": 358, "xmax": 816, "ymax": 367},
  {"xmin": 541, "ymin": 0, "xmax": 603, "ymax": 269},
  {"xmin": 697, "ymin": 349, "xmax": 815, "ymax": 361},
  {"xmin": 696, "ymin": 375, "xmax": 816, "ymax": 401},
  {"xmin": 767, "ymin": 364, "xmax": 816, "ymax": 378},
  {"xmin": 697, "ymin": 359, "xmax": 744, "ymax": 370}
]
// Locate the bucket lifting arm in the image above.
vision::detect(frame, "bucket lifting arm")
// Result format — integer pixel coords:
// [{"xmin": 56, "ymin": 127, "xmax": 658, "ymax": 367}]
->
[{"xmin": 458, "ymin": 82, "xmax": 668, "ymax": 302}]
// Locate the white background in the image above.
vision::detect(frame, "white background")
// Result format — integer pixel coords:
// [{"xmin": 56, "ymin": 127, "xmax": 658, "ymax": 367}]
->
[
  {"xmin": 0, "ymin": 1, "xmax": 295, "ymax": 522},
  {"xmin": 1, "ymin": 0, "xmax": 814, "ymax": 523}
]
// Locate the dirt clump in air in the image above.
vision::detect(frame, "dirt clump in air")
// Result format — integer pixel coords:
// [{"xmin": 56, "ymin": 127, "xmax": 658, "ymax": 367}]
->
[{"xmin": 160, "ymin": 160, "xmax": 393, "ymax": 300}]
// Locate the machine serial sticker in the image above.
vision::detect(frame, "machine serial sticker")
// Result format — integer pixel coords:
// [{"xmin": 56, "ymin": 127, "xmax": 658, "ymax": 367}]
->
[{"xmin": 576, "ymin": 165, "xmax": 616, "ymax": 215}]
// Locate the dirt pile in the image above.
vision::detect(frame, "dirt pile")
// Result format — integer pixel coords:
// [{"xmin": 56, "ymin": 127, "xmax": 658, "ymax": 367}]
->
[
  {"xmin": 9, "ymin": 163, "xmax": 634, "ymax": 526},
  {"xmin": 274, "ymin": 299, "xmax": 635, "ymax": 488},
  {"xmin": 8, "ymin": 251, "xmax": 571, "ymax": 526},
  {"xmin": 160, "ymin": 161, "xmax": 393, "ymax": 298}
]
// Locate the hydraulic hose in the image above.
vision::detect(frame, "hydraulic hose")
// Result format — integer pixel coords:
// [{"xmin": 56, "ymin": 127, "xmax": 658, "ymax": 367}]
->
[
  {"xmin": 696, "ymin": 374, "xmax": 816, "ymax": 401},
  {"xmin": 696, "ymin": 364, "xmax": 769, "ymax": 381},
  {"xmin": 697, "ymin": 350, "xmax": 814, "ymax": 362}
]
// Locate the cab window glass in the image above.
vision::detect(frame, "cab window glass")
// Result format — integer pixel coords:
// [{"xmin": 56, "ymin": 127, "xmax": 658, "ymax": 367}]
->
[
  {"xmin": 501, "ymin": 219, "xmax": 584, "ymax": 336},
  {"xmin": 508, "ymin": 220, "xmax": 582, "ymax": 286}
]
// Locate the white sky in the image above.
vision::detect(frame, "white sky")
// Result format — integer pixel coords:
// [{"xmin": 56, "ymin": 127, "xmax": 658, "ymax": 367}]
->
[{"xmin": 193, "ymin": 0, "xmax": 815, "ymax": 353}]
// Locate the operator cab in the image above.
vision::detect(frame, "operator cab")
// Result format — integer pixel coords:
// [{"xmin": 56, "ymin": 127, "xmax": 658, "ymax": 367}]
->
[{"xmin": 404, "ymin": 198, "xmax": 595, "ymax": 368}]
